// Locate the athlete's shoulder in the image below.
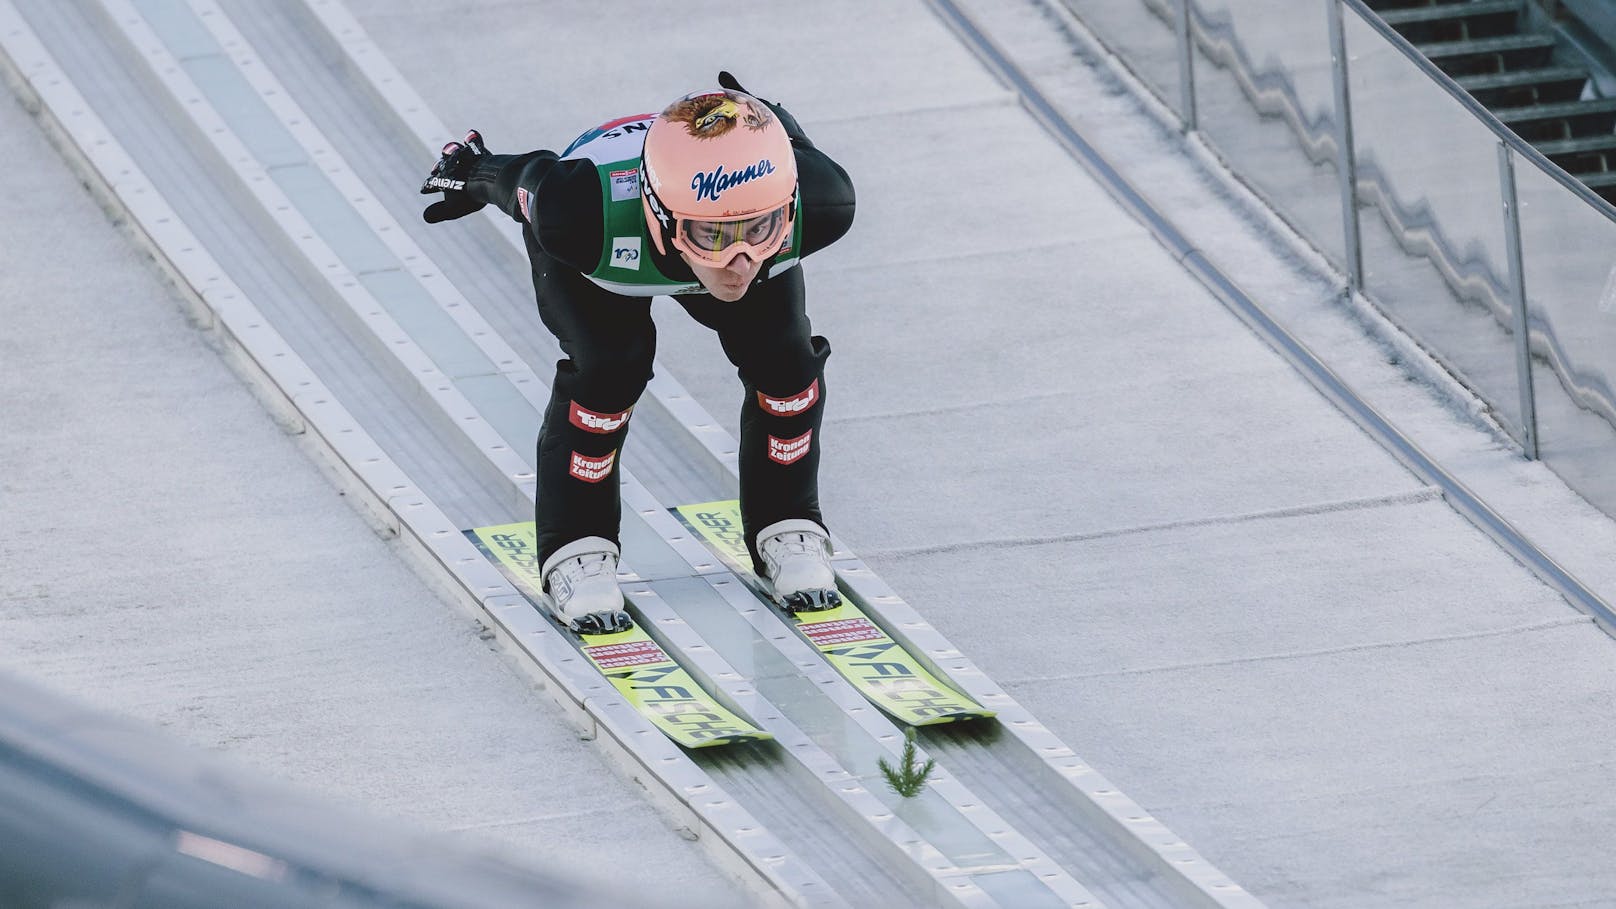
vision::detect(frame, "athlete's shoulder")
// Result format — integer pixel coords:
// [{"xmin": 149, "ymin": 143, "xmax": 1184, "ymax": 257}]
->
[
  {"xmin": 561, "ymin": 113, "xmax": 657, "ymax": 164},
  {"xmin": 795, "ymin": 145, "xmax": 855, "ymax": 257},
  {"xmin": 528, "ymin": 157, "xmax": 607, "ymax": 273}
]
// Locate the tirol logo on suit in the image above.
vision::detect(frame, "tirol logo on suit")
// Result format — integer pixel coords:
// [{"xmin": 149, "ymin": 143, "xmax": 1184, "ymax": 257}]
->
[
  {"xmin": 570, "ymin": 402, "xmax": 632, "ymax": 434},
  {"xmin": 757, "ymin": 380, "xmax": 819, "ymax": 415}
]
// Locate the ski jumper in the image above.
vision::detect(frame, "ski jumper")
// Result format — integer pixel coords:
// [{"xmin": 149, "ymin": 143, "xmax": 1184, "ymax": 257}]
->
[{"xmin": 469, "ymin": 105, "xmax": 855, "ymax": 571}]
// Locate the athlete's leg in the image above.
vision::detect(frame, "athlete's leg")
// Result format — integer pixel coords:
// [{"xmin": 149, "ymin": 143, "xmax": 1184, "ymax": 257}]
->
[
  {"xmin": 677, "ymin": 266, "xmax": 830, "ymax": 571},
  {"xmin": 526, "ymin": 233, "xmax": 654, "ymax": 565}
]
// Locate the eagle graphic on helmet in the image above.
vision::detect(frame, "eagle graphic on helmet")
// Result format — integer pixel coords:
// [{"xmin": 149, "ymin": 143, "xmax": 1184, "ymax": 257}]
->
[{"xmin": 640, "ymin": 89, "xmax": 798, "ymax": 258}]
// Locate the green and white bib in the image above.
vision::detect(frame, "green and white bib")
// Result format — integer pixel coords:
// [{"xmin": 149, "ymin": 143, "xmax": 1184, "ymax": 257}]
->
[{"xmin": 560, "ymin": 114, "xmax": 803, "ymax": 297}]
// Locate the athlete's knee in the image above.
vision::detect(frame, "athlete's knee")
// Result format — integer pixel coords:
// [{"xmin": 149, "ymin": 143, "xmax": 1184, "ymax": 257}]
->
[
  {"xmin": 566, "ymin": 334, "xmax": 656, "ymax": 406},
  {"xmin": 745, "ymin": 334, "xmax": 829, "ymax": 397}
]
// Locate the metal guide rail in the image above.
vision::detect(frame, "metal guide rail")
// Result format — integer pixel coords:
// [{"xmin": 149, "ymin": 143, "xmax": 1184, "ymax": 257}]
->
[{"xmin": 0, "ymin": 0, "xmax": 1265, "ymax": 904}]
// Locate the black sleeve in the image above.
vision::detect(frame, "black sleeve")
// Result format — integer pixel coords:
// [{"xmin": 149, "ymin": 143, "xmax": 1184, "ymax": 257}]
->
[
  {"xmin": 796, "ymin": 146, "xmax": 855, "ymax": 258},
  {"xmin": 458, "ymin": 150, "xmax": 604, "ymax": 275},
  {"xmin": 527, "ymin": 157, "xmax": 606, "ymax": 275},
  {"xmin": 774, "ymin": 104, "xmax": 854, "ymax": 257}
]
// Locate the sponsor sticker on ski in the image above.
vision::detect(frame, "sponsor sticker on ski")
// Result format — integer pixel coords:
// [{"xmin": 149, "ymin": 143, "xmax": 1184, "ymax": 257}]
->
[
  {"xmin": 669, "ymin": 500, "xmax": 993, "ymax": 726},
  {"xmin": 800, "ymin": 616, "xmax": 885, "ymax": 647},
  {"xmin": 584, "ymin": 638, "xmax": 667, "ymax": 670},
  {"xmin": 464, "ymin": 521, "xmax": 771, "ymax": 748}
]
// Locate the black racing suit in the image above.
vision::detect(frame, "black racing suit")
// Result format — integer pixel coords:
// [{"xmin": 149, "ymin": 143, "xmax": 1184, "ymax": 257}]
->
[{"xmin": 455, "ymin": 105, "xmax": 855, "ymax": 571}]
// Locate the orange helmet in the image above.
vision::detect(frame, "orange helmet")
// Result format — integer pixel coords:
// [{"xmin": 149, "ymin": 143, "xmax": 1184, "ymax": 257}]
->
[{"xmin": 641, "ymin": 89, "xmax": 798, "ymax": 267}]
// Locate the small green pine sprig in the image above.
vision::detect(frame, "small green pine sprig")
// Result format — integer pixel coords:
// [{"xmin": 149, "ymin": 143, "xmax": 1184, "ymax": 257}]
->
[{"xmin": 877, "ymin": 727, "xmax": 936, "ymax": 798}]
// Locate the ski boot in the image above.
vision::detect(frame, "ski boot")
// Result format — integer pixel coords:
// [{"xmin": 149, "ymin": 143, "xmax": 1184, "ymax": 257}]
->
[
  {"xmin": 757, "ymin": 520, "xmax": 841, "ymax": 612},
  {"xmin": 541, "ymin": 537, "xmax": 633, "ymax": 634}
]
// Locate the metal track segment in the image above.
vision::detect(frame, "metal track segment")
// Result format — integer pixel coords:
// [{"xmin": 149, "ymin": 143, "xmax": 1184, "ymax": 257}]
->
[
  {"xmin": 90, "ymin": 0, "xmax": 534, "ymax": 517},
  {"xmin": 280, "ymin": 0, "xmax": 1263, "ymax": 906},
  {"xmin": 0, "ymin": 5, "xmax": 837, "ymax": 907}
]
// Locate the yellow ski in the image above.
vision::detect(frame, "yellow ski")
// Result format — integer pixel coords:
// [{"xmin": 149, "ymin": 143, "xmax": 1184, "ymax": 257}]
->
[
  {"xmin": 670, "ymin": 501, "xmax": 994, "ymax": 726},
  {"xmin": 465, "ymin": 522, "xmax": 771, "ymax": 749}
]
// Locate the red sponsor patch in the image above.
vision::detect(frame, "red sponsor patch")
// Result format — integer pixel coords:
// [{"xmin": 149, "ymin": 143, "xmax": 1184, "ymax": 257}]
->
[
  {"xmin": 569, "ymin": 449, "xmax": 617, "ymax": 483},
  {"xmin": 596, "ymin": 112, "xmax": 656, "ymax": 131},
  {"xmin": 584, "ymin": 639, "xmax": 669, "ymax": 670},
  {"xmin": 767, "ymin": 430, "xmax": 812, "ymax": 465},
  {"xmin": 800, "ymin": 617, "xmax": 885, "ymax": 647},
  {"xmin": 757, "ymin": 379, "xmax": 819, "ymax": 415},
  {"xmin": 569, "ymin": 401, "xmax": 632, "ymax": 434},
  {"xmin": 516, "ymin": 186, "xmax": 533, "ymax": 222}
]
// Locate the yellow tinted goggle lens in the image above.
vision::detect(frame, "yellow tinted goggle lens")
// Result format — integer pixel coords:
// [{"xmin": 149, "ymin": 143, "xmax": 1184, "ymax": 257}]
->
[{"xmin": 682, "ymin": 208, "xmax": 785, "ymax": 257}]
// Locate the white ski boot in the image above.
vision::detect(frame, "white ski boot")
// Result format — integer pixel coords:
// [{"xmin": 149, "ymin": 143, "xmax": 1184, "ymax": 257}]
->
[
  {"xmin": 757, "ymin": 519, "xmax": 841, "ymax": 612},
  {"xmin": 541, "ymin": 536, "xmax": 632, "ymax": 634}
]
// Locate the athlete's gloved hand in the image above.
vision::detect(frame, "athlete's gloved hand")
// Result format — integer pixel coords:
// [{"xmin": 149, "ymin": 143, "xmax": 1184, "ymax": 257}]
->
[
  {"xmin": 420, "ymin": 129, "xmax": 490, "ymax": 223},
  {"xmin": 718, "ymin": 70, "xmax": 759, "ymax": 99}
]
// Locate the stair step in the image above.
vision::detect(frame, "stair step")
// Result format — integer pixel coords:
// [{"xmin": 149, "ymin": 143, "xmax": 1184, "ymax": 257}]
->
[
  {"xmin": 1456, "ymin": 65, "xmax": 1589, "ymax": 105},
  {"xmin": 1533, "ymin": 133, "xmax": 1616, "ymax": 157},
  {"xmin": 1416, "ymin": 33, "xmax": 1557, "ymax": 61},
  {"xmin": 1365, "ymin": 0, "xmax": 1476, "ymax": 9},
  {"xmin": 1379, "ymin": 0, "xmax": 1522, "ymax": 42},
  {"xmin": 1416, "ymin": 33, "xmax": 1556, "ymax": 76},
  {"xmin": 1494, "ymin": 96, "xmax": 1616, "ymax": 140},
  {"xmin": 1455, "ymin": 65, "xmax": 1589, "ymax": 91},
  {"xmin": 1379, "ymin": 0, "xmax": 1521, "ymax": 26},
  {"xmin": 1573, "ymin": 170, "xmax": 1616, "ymax": 188},
  {"xmin": 1493, "ymin": 96, "xmax": 1616, "ymax": 122}
]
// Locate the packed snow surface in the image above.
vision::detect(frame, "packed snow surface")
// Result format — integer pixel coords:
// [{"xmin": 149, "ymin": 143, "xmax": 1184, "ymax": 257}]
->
[{"xmin": 7, "ymin": 0, "xmax": 1616, "ymax": 906}]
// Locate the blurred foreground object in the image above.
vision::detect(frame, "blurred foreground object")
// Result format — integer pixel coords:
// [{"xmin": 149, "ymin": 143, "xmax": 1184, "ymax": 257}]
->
[{"xmin": 0, "ymin": 671, "xmax": 681, "ymax": 909}]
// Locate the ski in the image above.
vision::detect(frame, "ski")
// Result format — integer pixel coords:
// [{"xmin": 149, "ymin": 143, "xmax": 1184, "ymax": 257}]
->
[
  {"xmin": 669, "ymin": 500, "xmax": 994, "ymax": 726},
  {"xmin": 465, "ymin": 522, "xmax": 772, "ymax": 749}
]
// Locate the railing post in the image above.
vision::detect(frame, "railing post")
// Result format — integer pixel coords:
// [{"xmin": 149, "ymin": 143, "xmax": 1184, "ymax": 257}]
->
[
  {"xmin": 1498, "ymin": 141, "xmax": 1541, "ymax": 459},
  {"xmin": 1175, "ymin": 0, "xmax": 1197, "ymax": 132},
  {"xmin": 1327, "ymin": 0, "xmax": 1365, "ymax": 294}
]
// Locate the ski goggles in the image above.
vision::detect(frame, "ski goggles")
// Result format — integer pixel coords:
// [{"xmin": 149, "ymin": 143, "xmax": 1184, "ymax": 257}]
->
[{"xmin": 672, "ymin": 204, "xmax": 790, "ymax": 268}]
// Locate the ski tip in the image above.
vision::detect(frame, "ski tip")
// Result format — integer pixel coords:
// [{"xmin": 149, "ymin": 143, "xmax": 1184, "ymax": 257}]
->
[{"xmin": 906, "ymin": 709, "xmax": 998, "ymax": 726}]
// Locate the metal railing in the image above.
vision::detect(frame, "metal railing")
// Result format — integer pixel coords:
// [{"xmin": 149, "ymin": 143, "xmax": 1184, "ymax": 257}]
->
[{"xmin": 1061, "ymin": 0, "xmax": 1616, "ymax": 520}]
